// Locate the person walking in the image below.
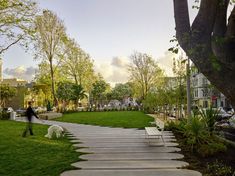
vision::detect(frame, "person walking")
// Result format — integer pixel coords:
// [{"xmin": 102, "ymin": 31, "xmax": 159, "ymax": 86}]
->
[{"xmin": 22, "ymin": 101, "xmax": 39, "ymax": 137}]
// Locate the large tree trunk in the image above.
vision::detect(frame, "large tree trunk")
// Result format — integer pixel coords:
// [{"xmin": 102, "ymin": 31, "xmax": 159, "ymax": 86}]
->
[
  {"xmin": 173, "ymin": 0, "xmax": 235, "ymax": 108},
  {"xmin": 49, "ymin": 58, "xmax": 57, "ymax": 106}
]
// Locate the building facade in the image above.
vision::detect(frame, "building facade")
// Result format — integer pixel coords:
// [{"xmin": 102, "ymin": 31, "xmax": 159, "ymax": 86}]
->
[
  {"xmin": 191, "ymin": 67, "xmax": 229, "ymax": 109},
  {"xmin": 1, "ymin": 78, "xmax": 28, "ymax": 87}
]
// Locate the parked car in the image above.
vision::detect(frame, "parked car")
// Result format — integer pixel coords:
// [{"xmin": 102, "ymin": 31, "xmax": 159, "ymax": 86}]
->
[
  {"xmin": 217, "ymin": 107, "xmax": 232, "ymax": 121},
  {"xmin": 16, "ymin": 108, "xmax": 27, "ymax": 116},
  {"xmin": 227, "ymin": 108, "xmax": 234, "ymax": 115}
]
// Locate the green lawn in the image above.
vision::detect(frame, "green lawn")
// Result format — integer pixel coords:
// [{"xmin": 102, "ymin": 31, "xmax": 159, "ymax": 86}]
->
[
  {"xmin": 55, "ymin": 111, "xmax": 154, "ymax": 129},
  {"xmin": 0, "ymin": 120, "xmax": 80, "ymax": 176}
]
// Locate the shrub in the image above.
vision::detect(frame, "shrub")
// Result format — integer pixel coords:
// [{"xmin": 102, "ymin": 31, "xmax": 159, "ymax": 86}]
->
[
  {"xmin": 185, "ymin": 116, "xmax": 208, "ymax": 151},
  {"xmin": 198, "ymin": 142, "xmax": 227, "ymax": 157},
  {"xmin": 167, "ymin": 114, "xmax": 228, "ymax": 157},
  {"xmin": 0, "ymin": 111, "xmax": 10, "ymax": 120},
  {"xmin": 205, "ymin": 160, "xmax": 233, "ymax": 176},
  {"xmin": 165, "ymin": 120, "xmax": 187, "ymax": 134},
  {"xmin": 200, "ymin": 106, "xmax": 219, "ymax": 134}
]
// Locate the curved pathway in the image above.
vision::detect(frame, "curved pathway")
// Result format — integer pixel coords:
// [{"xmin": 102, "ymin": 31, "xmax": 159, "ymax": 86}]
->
[{"xmin": 16, "ymin": 117, "xmax": 201, "ymax": 176}]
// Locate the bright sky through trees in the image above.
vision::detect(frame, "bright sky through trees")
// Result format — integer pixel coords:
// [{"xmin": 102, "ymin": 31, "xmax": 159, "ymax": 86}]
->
[{"xmin": 2, "ymin": 0, "xmax": 197, "ymax": 84}]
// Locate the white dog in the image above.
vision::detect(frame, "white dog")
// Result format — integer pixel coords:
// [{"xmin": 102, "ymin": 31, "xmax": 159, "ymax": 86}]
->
[{"xmin": 45, "ymin": 125, "xmax": 64, "ymax": 139}]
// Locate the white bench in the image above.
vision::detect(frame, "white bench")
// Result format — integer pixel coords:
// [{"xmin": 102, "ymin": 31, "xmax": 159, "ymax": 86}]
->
[{"xmin": 145, "ymin": 118, "xmax": 165, "ymax": 146}]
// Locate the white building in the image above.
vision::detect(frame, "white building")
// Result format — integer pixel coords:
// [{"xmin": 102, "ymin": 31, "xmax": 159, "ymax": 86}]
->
[{"xmin": 191, "ymin": 66, "xmax": 229, "ymax": 109}]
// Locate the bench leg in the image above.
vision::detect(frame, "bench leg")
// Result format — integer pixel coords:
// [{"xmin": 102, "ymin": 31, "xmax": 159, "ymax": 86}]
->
[{"xmin": 145, "ymin": 131, "xmax": 150, "ymax": 144}]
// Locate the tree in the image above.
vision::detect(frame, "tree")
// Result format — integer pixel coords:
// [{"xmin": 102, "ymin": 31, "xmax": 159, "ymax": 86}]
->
[
  {"xmin": 0, "ymin": 84, "xmax": 16, "ymax": 107},
  {"xmin": 61, "ymin": 38, "xmax": 96, "ymax": 90},
  {"xmin": 70, "ymin": 84, "xmax": 87, "ymax": 106},
  {"xmin": 110, "ymin": 83, "xmax": 133, "ymax": 102},
  {"xmin": 34, "ymin": 10, "xmax": 66, "ymax": 106},
  {"xmin": 172, "ymin": 55, "xmax": 187, "ymax": 118},
  {"xmin": 128, "ymin": 52, "xmax": 164, "ymax": 100},
  {"xmin": 173, "ymin": 1, "xmax": 235, "ymax": 107},
  {"xmin": 32, "ymin": 83, "xmax": 52, "ymax": 106},
  {"xmin": 0, "ymin": 0, "xmax": 37, "ymax": 55},
  {"xmin": 57, "ymin": 82, "xmax": 87, "ymax": 110},
  {"xmin": 57, "ymin": 82, "xmax": 73, "ymax": 106},
  {"xmin": 91, "ymin": 79, "xmax": 109, "ymax": 106}
]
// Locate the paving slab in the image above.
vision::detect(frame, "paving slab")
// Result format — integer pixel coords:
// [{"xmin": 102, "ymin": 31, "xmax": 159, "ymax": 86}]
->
[
  {"xmin": 80, "ymin": 152, "xmax": 184, "ymax": 160},
  {"xmin": 75, "ymin": 135, "xmax": 176, "ymax": 139},
  {"xmin": 78, "ymin": 146, "xmax": 181, "ymax": 153},
  {"xmin": 70, "ymin": 138, "xmax": 177, "ymax": 143},
  {"xmin": 72, "ymin": 160, "xmax": 189, "ymax": 169},
  {"xmin": 61, "ymin": 169, "xmax": 202, "ymax": 176},
  {"xmin": 74, "ymin": 142, "xmax": 179, "ymax": 148}
]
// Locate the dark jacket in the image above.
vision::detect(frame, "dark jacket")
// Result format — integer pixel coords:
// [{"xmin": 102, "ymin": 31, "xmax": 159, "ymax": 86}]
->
[{"xmin": 26, "ymin": 106, "xmax": 38, "ymax": 121}]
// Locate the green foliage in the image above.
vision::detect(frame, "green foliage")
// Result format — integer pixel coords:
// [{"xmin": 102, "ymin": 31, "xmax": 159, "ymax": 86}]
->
[
  {"xmin": 168, "ymin": 35, "xmax": 179, "ymax": 54},
  {"xmin": 0, "ymin": 120, "xmax": 80, "ymax": 176},
  {"xmin": 110, "ymin": 83, "xmax": 133, "ymax": 101},
  {"xmin": 142, "ymin": 92, "xmax": 158, "ymax": 113},
  {"xmin": 185, "ymin": 116, "xmax": 208, "ymax": 150},
  {"xmin": 0, "ymin": 84, "xmax": 16, "ymax": 107},
  {"xmin": 35, "ymin": 10, "xmax": 67, "ymax": 105},
  {"xmin": 57, "ymin": 82, "xmax": 87, "ymax": 103},
  {"xmin": 0, "ymin": 0, "xmax": 38, "ymax": 54},
  {"xmin": 205, "ymin": 160, "xmax": 234, "ymax": 176},
  {"xmin": 165, "ymin": 119, "xmax": 187, "ymax": 134},
  {"xmin": 198, "ymin": 142, "xmax": 227, "ymax": 157},
  {"xmin": 91, "ymin": 79, "xmax": 109, "ymax": 105},
  {"xmin": 61, "ymin": 38, "xmax": 97, "ymax": 90},
  {"xmin": 167, "ymin": 113, "xmax": 227, "ymax": 157},
  {"xmin": 71, "ymin": 84, "xmax": 87, "ymax": 101},
  {"xmin": 128, "ymin": 51, "xmax": 164, "ymax": 101},
  {"xmin": 200, "ymin": 106, "xmax": 219, "ymax": 134},
  {"xmin": 0, "ymin": 111, "xmax": 10, "ymax": 120},
  {"xmin": 166, "ymin": 110, "xmax": 227, "ymax": 157},
  {"xmin": 57, "ymin": 82, "xmax": 74, "ymax": 102}
]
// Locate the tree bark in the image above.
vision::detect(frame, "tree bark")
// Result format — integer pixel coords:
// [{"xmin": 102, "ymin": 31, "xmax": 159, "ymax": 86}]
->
[
  {"xmin": 173, "ymin": 0, "xmax": 235, "ymax": 108},
  {"xmin": 49, "ymin": 58, "xmax": 57, "ymax": 106}
]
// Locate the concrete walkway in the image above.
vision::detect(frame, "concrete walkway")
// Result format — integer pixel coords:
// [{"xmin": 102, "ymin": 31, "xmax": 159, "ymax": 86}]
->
[{"xmin": 16, "ymin": 117, "xmax": 201, "ymax": 176}]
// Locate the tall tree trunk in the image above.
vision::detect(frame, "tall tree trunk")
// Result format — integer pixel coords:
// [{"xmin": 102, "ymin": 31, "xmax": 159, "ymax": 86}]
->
[
  {"xmin": 173, "ymin": 0, "xmax": 235, "ymax": 108},
  {"xmin": 74, "ymin": 75, "xmax": 78, "ymax": 85},
  {"xmin": 49, "ymin": 58, "xmax": 57, "ymax": 106}
]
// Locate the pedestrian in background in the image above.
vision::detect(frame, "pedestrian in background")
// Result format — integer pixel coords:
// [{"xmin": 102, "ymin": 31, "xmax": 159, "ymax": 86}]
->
[{"xmin": 22, "ymin": 101, "xmax": 39, "ymax": 137}]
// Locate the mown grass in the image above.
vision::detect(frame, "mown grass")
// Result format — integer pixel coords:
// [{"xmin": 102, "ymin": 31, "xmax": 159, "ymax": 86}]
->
[
  {"xmin": 55, "ymin": 111, "xmax": 154, "ymax": 129},
  {"xmin": 0, "ymin": 120, "xmax": 80, "ymax": 176}
]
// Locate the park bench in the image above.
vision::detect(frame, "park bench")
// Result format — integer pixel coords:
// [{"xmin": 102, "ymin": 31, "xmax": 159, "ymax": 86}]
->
[{"xmin": 145, "ymin": 118, "xmax": 165, "ymax": 146}]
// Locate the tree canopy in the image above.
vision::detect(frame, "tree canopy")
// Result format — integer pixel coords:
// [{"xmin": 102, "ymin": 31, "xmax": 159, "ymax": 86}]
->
[
  {"xmin": 128, "ymin": 52, "xmax": 164, "ymax": 101},
  {"xmin": 0, "ymin": 84, "xmax": 16, "ymax": 107},
  {"xmin": 0, "ymin": 0, "xmax": 37, "ymax": 55},
  {"xmin": 34, "ymin": 10, "xmax": 66, "ymax": 106}
]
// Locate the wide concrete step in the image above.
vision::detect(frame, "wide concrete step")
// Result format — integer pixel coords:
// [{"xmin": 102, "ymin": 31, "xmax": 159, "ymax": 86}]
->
[
  {"xmin": 78, "ymin": 146, "xmax": 181, "ymax": 153},
  {"xmin": 61, "ymin": 169, "xmax": 202, "ymax": 176},
  {"xmin": 80, "ymin": 152, "xmax": 184, "ymax": 160},
  {"xmin": 70, "ymin": 131, "xmax": 174, "ymax": 134},
  {"xmin": 75, "ymin": 135, "xmax": 175, "ymax": 139},
  {"xmin": 74, "ymin": 142, "xmax": 178, "ymax": 148},
  {"xmin": 70, "ymin": 138, "xmax": 176, "ymax": 143},
  {"xmin": 72, "ymin": 160, "xmax": 189, "ymax": 169}
]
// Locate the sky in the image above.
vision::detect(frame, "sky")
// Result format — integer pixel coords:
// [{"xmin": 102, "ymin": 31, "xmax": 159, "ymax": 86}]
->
[{"xmin": 2, "ymin": 0, "xmax": 197, "ymax": 85}]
